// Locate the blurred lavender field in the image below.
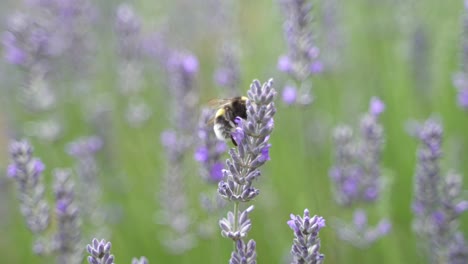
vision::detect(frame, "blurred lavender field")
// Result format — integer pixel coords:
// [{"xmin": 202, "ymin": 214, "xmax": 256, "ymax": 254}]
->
[{"xmin": 1, "ymin": 0, "xmax": 468, "ymax": 263}]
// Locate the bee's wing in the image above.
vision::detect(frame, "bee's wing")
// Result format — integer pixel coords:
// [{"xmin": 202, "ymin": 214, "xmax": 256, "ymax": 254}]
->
[
  {"xmin": 206, "ymin": 116, "xmax": 216, "ymax": 125},
  {"xmin": 207, "ymin": 98, "xmax": 232, "ymax": 109}
]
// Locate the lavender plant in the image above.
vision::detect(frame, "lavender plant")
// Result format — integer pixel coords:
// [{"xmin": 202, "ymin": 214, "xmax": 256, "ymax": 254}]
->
[
  {"xmin": 86, "ymin": 239, "xmax": 114, "ymax": 264},
  {"xmin": 218, "ymin": 78, "xmax": 276, "ymax": 262},
  {"xmin": 115, "ymin": 3, "xmax": 151, "ymax": 127},
  {"xmin": 7, "ymin": 140, "xmax": 50, "ymax": 253},
  {"xmin": 278, "ymin": 0, "xmax": 322, "ymax": 105},
  {"xmin": 329, "ymin": 97, "xmax": 391, "ymax": 247},
  {"xmin": 52, "ymin": 168, "xmax": 82, "ymax": 264},
  {"xmin": 194, "ymin": 108, "xmax": 228, "ymax": 237},
  {"xmin": 412, "ymin": 119, "xmax": 468, "ymax": 263},
  {"xmin": 287, "ymin": 209, "xmax": 325, "ymax": 264},
  {"xmin": 453, "ymin": 1, "xmax": 468, "ymax": 109},
  {"xmin": 86, "ymin": 238, "xmax": 149, "ymax": 264},
  {"xmin": 157, "ymin": 51, "xmax": 199, "ymax": 253},
  {"xmin": 66, "ymin": 136, "xmax": 108, "ymax": 240}
]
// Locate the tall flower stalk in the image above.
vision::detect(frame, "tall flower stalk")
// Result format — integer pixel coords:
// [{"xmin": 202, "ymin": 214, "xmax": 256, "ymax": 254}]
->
[
  {"xmin": 52, "ymin": 169, "xmax": 82, "ymax": 264},
  {"xmin": 453, "ymin": 1, "xmax": 468, "ymax": 109},
  {"xmin": 86, "ymin": 238, "xmax": 149, "ymax": 264},
  {"xmin": 412, "ymin": 119, "xmax": 468, "ymax": 263},
  {"xmin": 115, "ymin": 3, "xmax": 152, "ymax": 127},
  {"xmin": 287, "ymin": 209, "xmax": 325, "ymax": 263},
  {"xmin": 157, "ymin": 51, "xmax": 199, "ymax": 253},
  {"xmin": 7, "ymin": 140, "xmax": 50, "ymax": 253},
  {"xmin": 329, "ymin": 97, "xmax": 391, "ymax": 247},
  {"xmin": 218, "ymin": 79, "xmax": 276, "ymax": 262},
  {"xmin": 278, "ymin": 0, "xmax": 322, "ymax": 106},
  {"xmin": 66, "ymin": 136, "xmax": 108, "ymax": 241}
]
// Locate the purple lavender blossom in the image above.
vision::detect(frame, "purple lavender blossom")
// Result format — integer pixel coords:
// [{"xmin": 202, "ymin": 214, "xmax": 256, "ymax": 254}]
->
[
  {"xmin": 53, "ymin": 168, "xmax": 82, "ymax": 264},
  {"xmin": 454, "ymin": 2, "xmax": 468, "ymax": 110},
  {"xmin": 115, "ymin": 3, "xmax": 142, "ymax": 61},
  {"xmin": 195, "ymin": 108, "xmax": 228, "ymax": 182},
  {"xmin": 412, "ymin": 119, "xmax": 468, "ymax": 263},
  {"xmin": 217, "ymin": 79, "xmax": 276, "ymax": 203},
  {"xmin": 7, "ymin": 140, "xmax": 50, "ymax": 241},
  {"xmin": 229, "ymin": 239, "xmax": 257, "ymax": 264},
  {"xmin": 166, "ymin": 51, "xmax": 199, "ymax": 134},
  {"xmin": 412, "ymin": 119, "xmax": 442, "ymax": 231},
  {"xmin": 330, "ymin": 97, "xmax": 385, "ymax": 206},
  {"xmin": 282, "ymin": 85, "xmax": 297, "ymax": 105},
  {"xmin": 158, "ymin": 129, "xmax": 197, "ymax": 253},
  {"xmin": 335, "ymin": 209, "xmax": 392, "ymax": 248},
  {"xmin": 86, "ymin": 238, "xmax": 114, "ymax": 264},
  {"xmin": 214, "ymin": 44, "xmax": 241, "ymax": 94},
  {"xmin": 278, "ymin": 0, "xmax": 322, "ymax": 105},
  {"xmin": 218, "ymin": 79, "xmax": 276, "ymax": 261},
  {"xmin": 132, "ymin": 257, "xmax": 149, "ymax": 264},
  {"xmin": 288, "ymin": 209, "xmax": 325, "ymax": 264},
  {"xmin": 279, "ymin": 0, "xmax": 321, "ymax": 81},
  {"xmin": 329, "ymin": 97, "xmax": 390, "ymax": 247}
]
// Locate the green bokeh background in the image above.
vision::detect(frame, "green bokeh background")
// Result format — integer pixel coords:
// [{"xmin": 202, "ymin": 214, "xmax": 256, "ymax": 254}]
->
[{"xmin": 1, "ymin": 0, "xmax": 468, "ymax": 263}]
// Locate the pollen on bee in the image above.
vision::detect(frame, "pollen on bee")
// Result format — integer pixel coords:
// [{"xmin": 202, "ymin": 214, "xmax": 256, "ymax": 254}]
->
[{"xmin": 215, "ymin": 108, "xmax": 225, "ymax": 117}]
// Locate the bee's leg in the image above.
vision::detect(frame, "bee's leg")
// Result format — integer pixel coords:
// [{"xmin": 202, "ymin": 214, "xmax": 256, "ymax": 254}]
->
[{"xmin": 230, "ymin": 135, "xmax": 238, "ymax": 146}]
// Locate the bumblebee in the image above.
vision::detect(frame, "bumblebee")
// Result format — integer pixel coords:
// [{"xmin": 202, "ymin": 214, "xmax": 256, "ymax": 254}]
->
[{"xmin": 208, "ymin": 96, "xmax": 248, "ymax": 146}]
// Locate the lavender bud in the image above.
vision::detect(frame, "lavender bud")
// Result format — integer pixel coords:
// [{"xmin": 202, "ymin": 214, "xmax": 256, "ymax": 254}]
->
[
  {"xmin": 132, "ymin": 257, "xmax": 149, "ymax": 264},
  {"xmin": 53, "ymin": 168, "xmax": 82, "ymax": 264},
  {"xmin": 288, "ymin": 209, "xmax": 325, "ymax": 264},
  {"xmin": 7, "ymin": 140, "xmax": 50, "ymax": 235},
  {"xmin": 229, "ymin": 239, "xmax": 257, "ymax": 264},
  {"xmin": 86, "ymin": 238, "xmax": 114, "ymax": 264}
]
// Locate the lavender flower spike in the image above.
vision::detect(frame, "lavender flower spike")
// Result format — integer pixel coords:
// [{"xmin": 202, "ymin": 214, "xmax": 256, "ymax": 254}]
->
[
  {"xmin": 412, "ymin": 119, "xmax": 443, "ymax": 234},
  {"xmin": 229, "ymin": 239, "xmax": 257, "ymax": 264},
  {"xmin": 132, "ymin": 257, "xmax": 149, "ymax": 264},
  {"xmin": 217, "ymin": 78, "xmax": 277, "ymax": 203},
  {"xmin": 7, "ymin": 140, "xmax": 50, "ymax": 238},
  {"xmin": 86, "ymin": 238, "xmax": 114, "ymax": 264},
  {"xmin": 53, "ymin": 169, "xmax": 82, "ymax": 264},
  {"xmin": 195, "ymin": 108, "xmax": 227, "ymax": 182},
  {"xmin": 288, "ymin": 209, "xmax": 325, "ymax": 264}
]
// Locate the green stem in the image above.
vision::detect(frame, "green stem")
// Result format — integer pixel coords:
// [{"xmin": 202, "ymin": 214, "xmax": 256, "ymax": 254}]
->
[{"xmin": 233, "ymin": 200, "xmax": 240, "ymax": 250}]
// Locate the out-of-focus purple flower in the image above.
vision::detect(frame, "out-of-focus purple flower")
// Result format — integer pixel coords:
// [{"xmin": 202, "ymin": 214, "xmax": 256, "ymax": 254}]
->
[
  {"xmin": 166, "ymin": 50, "xmax": 199, "ymax": 135},
  {"xmin": 66, "ymin": 136, "xmax": 108, "ymax": 244},
  {"xmin": 214, "ymin": 44, "xmax": 241, "ymax": 94},
  {"xmin": 132, "ymin": 257, "xmax": 149, "ymax": 264},
  {"xmin": 2, "ymin": 31, "xmax": 27, "ymax": 65},
  {"xmin": 53, "ymin": 169, "xmax": 82, "ymax": 264},
  {"xmin": 330, "ymin": 97, "xmax": 390, "ymax": 247},
  {"xmin": 195, "ymin": 147, "xmax": 209, "ymax": 162},
  {"xmin": 278, "ymin": 0, "xmax": 321, "ymax": 105},
  {"xmin": 288, "ymin": 209, "xmax": 325, "ymax": 264},
  {"xmin": 310, "ymin": 60, "xmax": 324, "ymax": 74},
  {"xmin": 335, "ymin": 209, "xmax": 391, "ymax": 248},
  {"xmin": 457, "ymin": 87, "xmax": 468, "ymax": 109},
  {"xmin": 369, "ymin": 96, "xmax": 385, "ymax": 116},
  {"xmin": 66, "ymin": 136, "xmax": 103, "ymax": 157},
  {"xmin": 277, "ymin": 55, "xmax": 291, "ymax": 72},
  {"xmin": 182, "ymin": 54, "xmax": 199, "ymax": 75},
  {"xmin": 195, "ymin": 109, "xmax": 227, "ymax": 183},
  {"xmin": 330, "ymin": 97, "xmax": 385, "ymax": 206},
  {"xmin": 412, "ymin": 119, "xmax": 468, "ymax": 263},
  {"xmin": 210, "ymin": 162, "xmax": 224, "ymax": 182},
  {"xmin": 161, "ymin": 130, "xmax": 177, "ymax": 148},
  {"xmin": 7, "ymin": 140, "xmax": 50, "ymax": 234},
  {"xmin": 282, "ymin": 85, "xmax": 297, "ymax": 105},
  {"xmin": 412, "ymin": 119, "xmax": 442, "ymax": 228}
]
